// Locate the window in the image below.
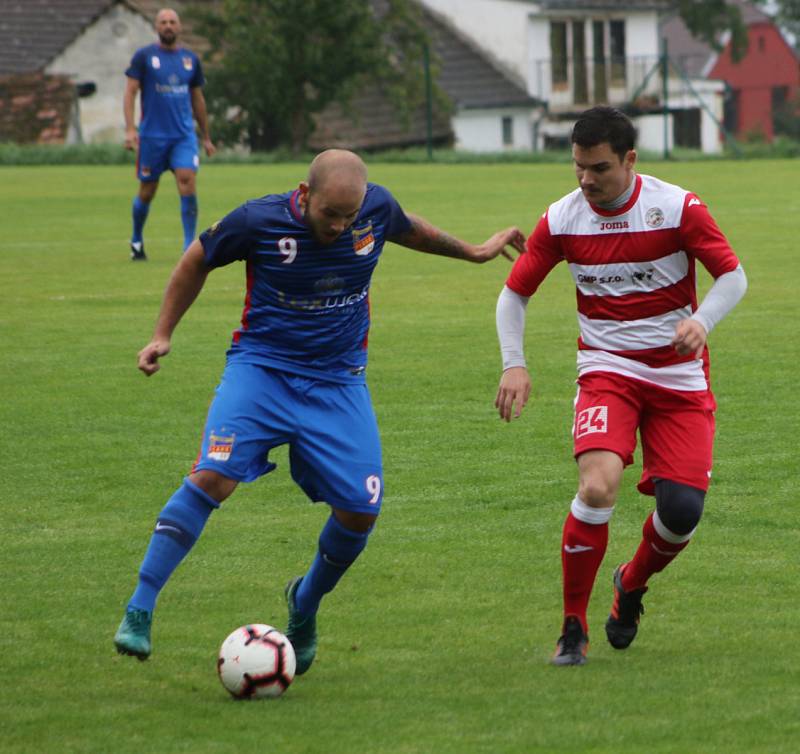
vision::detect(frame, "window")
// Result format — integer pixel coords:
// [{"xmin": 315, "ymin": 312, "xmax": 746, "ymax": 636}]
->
[
  {"xmin": 593, "ymin": 20, "xmax": 608, "ymax": 103},
  {"xmin": 772, "ymin": 85, "xmax": 789, "ymax": 111},
  {"xmin": 724, "ymin": 87, "xmax": 740, "ymax": 135},
  {"xmin": 673, "ymin": 108, "xmax": 701, "ymax": 149},
  {"xmin": 610, "ymin": 20, "xmax": 626, "ymax": 83},
  {"xmin": 502, "ymin": 116, "xmax": 514, "ymax": 146},
  {"xmin": 551, "ymin": 21, "xmax": 568, "ymax": 88},
  {"xmin": 573, "ymin": 20, "xmax": 588, "ymax": 104}
]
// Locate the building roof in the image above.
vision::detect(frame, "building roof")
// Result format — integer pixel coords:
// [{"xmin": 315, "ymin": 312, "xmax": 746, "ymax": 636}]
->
[
  {"xmin": 311, "ymin": 2, "xmax": 538, "ymax": 150},
  {"xmin": 427, "ymin": 5, "xmax": 536, "ymax": 109},
  {"xmin": 538, "ymin": 0, "xmax": 671, "ymax": 10},
  {"xmin": 0, "ymin": 0, "xmax": 116, "ymax": 74},
  {"xmin": 0, "ymin": 0, "xmax": 213, "ymax": 76}
]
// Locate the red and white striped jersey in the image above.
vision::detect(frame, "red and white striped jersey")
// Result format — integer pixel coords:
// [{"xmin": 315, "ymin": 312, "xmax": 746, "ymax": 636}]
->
[{"xmin": 506, "ymin": 174, "xmax": 740, "ymax": 391}]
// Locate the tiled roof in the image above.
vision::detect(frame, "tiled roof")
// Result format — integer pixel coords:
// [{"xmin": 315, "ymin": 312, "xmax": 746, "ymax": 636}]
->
[
  {"xmin": 427, "ymin": 6, "xmax": 535, "ymax": 109},
  {"xmin": 310, "ymin": 2, "xmax": 538, "ymax": 150},
  {"xmin": 0, "ymin": 0, "xmax": 214, "ymax": 75},
  {"xmin": 538, "ymin": 0, "xmax": 671, "ymax": 10},
  {"xmin": 0, "ymin": 0, "xmax": 116, "ymax": 74}
]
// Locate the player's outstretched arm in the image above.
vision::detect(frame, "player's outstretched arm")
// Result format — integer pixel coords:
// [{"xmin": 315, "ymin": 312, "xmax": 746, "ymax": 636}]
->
[
  {"xmin": 390, "ymin": 213, "xmax": 525, "ymax": 263},
  {"xmin": 138, "ymin": 241, "xmax": 210, "ymax": 376}
]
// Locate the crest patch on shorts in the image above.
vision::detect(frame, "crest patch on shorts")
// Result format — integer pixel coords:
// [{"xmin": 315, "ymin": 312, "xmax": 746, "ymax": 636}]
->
[{"xmin": 208, "ymin": 431, "xmax": 235, "ymax": 461}]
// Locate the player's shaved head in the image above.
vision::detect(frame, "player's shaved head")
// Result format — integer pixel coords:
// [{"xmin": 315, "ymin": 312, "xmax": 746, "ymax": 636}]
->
[
  {"xmin": 156, "ymin": 8, "xmax": 181, "ymax": 25},
  {"xmin": 155, "ymin": 8, "xmax": 181, "ymax": 44},
  {"xmin": 307, "ymin": 149, "xmax": 368, "ymax": 199},
  {"xmin": 299, "ymin": 150, "xmax": 368, "ymax": 245}
]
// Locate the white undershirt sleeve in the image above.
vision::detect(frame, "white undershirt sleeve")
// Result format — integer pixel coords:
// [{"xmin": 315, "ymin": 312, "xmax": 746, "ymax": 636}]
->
[
  {"xmin": 690, "ymin": 264, "xmax": 747, "ymax": 334},
  {"xmin": 496, "ymin": 285, "xmax": 530, "ymax": 370}
]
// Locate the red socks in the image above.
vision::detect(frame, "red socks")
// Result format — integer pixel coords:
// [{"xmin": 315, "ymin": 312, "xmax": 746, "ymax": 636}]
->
[
  {"xmin": 561, "ymin": 498, "xmax": 612, "ymax": 633},
  {"xmin": 621, "ymin": 511, "xmax": 691, "ymax": 591}
]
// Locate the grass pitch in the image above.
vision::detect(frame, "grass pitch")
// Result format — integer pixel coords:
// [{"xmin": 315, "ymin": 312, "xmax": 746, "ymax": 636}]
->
[{"xmin": 1, "ymin": 160, "xmax": 798, "ymax": 753}]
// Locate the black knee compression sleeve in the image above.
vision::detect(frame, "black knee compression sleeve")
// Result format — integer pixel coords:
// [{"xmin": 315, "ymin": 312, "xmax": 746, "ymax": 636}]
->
[{"xmin": 654, "ymin": 479, "xmax": 705, "ymax": 536}]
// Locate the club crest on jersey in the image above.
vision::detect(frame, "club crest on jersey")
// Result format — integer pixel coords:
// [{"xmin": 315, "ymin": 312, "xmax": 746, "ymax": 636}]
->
[
  {"xmin": 208, "ymin": 431, "xmax": 235, "ymax": 461},
  {"xmin": 151, "ymin": 56, "xmax": 161, "ymax": 69},
  {"xmin": 646, "ymin": 207, "xmax": 665, "ymax": 228},
  {"xmin": 183, "ymin": 56, "xmax": 193, "ymax": 71},
  {"xmin": 352, "ymin": 223, "xmax": 375, "ymax": 256}
]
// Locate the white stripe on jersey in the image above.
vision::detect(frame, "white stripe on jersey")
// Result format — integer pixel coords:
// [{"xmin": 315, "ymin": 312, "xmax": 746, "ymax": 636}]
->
[
  {"xmin": 569, "ymin": 251, "xmax": 689, "ymax": 298},
  {"xmin": 577, "ymin": 350, "xmax": 707, "ymax": 392},
  {"xmin": 578, "ymin": 304, "xmax": 694, "ymax": 351},
  {"xmin": 548, "ymin": 175, "xmax": 687, "ymax": 236}
]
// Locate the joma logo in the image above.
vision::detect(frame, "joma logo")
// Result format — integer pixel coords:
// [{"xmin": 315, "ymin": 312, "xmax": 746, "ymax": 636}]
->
[{"xmin": 599, "ymin": 221, "xmax": 629, "ymax": 230}]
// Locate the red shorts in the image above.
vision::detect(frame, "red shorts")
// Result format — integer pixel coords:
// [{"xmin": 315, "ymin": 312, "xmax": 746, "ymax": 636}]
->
[{"xmin": 572, "ymin": 371, "xmax": 716, "ymax": 495}]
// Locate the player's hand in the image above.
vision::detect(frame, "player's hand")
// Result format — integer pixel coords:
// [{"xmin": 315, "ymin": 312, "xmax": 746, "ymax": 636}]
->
[
  {"xmin": 137, "ymin": 338, "xmax": 171, "ymax": 376},
  {"xmin": 475, "ymin": 227, "xmax": 526, "ymax": 263},
  {"xmin": 495, "ymin": 366, "xmax": 532, "ymax": 422},
  {"xmin": 203, "ymin": 139, "xmax": 217, "ymax": 158},
  {"xmin": 671, "ymin": 318, "xmax": 707, "ymax": 358},
  {"xmin": 124, "ymin": 128, "xmax": 139, "ymax": 151}
]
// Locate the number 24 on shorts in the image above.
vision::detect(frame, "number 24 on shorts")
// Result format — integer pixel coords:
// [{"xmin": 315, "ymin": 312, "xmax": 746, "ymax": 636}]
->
[{"xmin": 575, "ymin": 405, "xmax": 608, "ymax": 438}]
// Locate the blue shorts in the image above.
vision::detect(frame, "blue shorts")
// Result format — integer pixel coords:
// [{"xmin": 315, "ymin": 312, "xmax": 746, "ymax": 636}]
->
[
  {"xmin": 137, "ymin": 135, "xmax": 199, "ymax": 182},
  {"xmin": 192, "ymin": 363, "xmax": 384, "ymax": 514}
]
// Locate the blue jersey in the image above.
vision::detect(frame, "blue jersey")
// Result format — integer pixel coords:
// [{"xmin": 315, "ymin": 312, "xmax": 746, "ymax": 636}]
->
[
  {"xmin": 126, "ymin": 44, "xmax": 204, "ymax": 138},
  {"xmin": 199, "ymin": 184, "xmax": 412, "ymax": 383}
]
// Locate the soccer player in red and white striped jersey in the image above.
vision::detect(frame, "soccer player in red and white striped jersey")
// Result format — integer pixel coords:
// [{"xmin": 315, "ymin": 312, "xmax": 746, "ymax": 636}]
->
[{"xmin": 495, "ymin": 106, "xmax": 747, "ymax": 665}]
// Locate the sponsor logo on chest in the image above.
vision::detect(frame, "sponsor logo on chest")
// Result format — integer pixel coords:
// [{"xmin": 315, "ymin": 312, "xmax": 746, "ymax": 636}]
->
[{"xmin": 599, "ymin": 220, "xmax": 629, "ymax": 231}]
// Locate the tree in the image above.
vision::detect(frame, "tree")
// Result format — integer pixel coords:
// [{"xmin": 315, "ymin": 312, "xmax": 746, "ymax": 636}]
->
[
  {"xmin": 192, "ymin": 0, "xmax": 431, "ymax": 152},
  {"xmin": 757, "ymin": 0, "xmax": 800, "ymax": 49},
  {"xmin": 675, "ymin": 0, "xmax": 749, "ymax": 61}
]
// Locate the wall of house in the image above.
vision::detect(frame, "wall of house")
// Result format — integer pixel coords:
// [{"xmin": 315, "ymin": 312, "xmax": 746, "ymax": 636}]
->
[
  {"xmin": 710, "ymin": 22, "xmax": 799, "ymax": 141},
  {"xmin": 452, "ymin": 107, "xmax": 533, "ymax": 151},
  {"xmin": 46, "ymin": 5, "xmax": 154, "ymax": 143}
]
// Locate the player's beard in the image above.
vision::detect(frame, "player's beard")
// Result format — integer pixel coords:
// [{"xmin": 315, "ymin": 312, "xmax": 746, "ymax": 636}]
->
[{"xmin": 158, "ymin": 30, "xmax": 177, "ymax": 46}]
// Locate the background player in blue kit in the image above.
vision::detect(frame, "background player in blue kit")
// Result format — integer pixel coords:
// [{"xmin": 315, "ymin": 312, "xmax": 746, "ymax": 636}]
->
[
  {"xmin": 123, "ymin": 7, "xmax": 216, "ymax": 261},
  {"xmin": 114, "ymin": 149, "xmax": 526, "ymax": 673}
]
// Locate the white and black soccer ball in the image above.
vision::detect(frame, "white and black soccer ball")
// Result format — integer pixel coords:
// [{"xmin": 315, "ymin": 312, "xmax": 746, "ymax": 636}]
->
[{"xmin": 217, "ymin": 624, "xmax": 296, "ymax": 699}]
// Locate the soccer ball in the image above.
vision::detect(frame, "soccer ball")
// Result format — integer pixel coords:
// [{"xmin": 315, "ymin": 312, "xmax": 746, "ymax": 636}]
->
[{"xmin": 217, "ymin": 624, "xmax": 296, "ymax": 699}]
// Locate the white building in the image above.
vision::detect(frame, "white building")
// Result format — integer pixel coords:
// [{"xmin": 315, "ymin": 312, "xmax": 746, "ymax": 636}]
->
[{"xmin": 420, "ymin": 0, "xmax": 726, "ymax": 153}]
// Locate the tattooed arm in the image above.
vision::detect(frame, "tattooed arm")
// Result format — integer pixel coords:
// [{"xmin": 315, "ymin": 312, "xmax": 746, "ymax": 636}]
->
[{"xmin": 390, "ymin": 213, "xmax": 525, "ymax": 263}]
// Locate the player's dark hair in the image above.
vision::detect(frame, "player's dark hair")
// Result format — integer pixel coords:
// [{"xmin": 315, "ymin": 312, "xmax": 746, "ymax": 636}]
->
[{"xmin": 571, "ymin": 106, "xmax": 636, "ymax": 161}]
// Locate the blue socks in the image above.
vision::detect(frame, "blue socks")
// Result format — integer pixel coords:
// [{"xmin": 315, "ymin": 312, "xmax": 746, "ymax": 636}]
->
[
  {"xmin": 128, "ymin": 478, "xmax": 219, "ymax": 613},
  {"xmin": 294, "ymin": 515, "xmax": 371, "ymax": 617},
  {"xmin": 180, "ymin": 194, "xmax": 198, "ymax": 250},
  {"xmin": 131, "ymin": 195, "xmax": 150, "ymax": 244},
  {"xmin": 132, "ymin": 193, "xmax": 197, "ymax": 250}
]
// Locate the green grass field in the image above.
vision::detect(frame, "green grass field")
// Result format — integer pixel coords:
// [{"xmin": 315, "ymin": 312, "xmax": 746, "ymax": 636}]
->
[{"xmin": 1, "ymin": 160, "xmax": 798, "ymax": 753}]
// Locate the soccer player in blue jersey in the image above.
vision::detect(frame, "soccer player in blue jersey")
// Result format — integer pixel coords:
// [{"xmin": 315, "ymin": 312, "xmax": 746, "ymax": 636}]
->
[
  {"xmin": 114, "ymin": 149, "xmax": 526, "ymax": 672},
  {"xmin": 123, "ymin": 8, "xmax": 215, "ymax": 261}
]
